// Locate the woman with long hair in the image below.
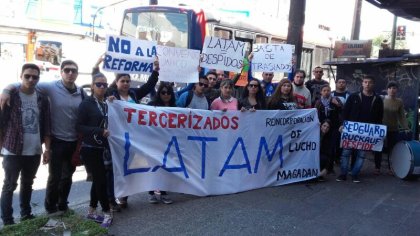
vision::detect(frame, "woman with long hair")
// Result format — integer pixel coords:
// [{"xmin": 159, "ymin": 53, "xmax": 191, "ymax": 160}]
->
[
  {"xmin": 267, "ymin": 79, "xmax": 298, "ymax": 110},
  {"xmin": 210, "ymin": 79, "xmax": 238, "ymax": 111},
  {"xmin": 77, "ymin": 73, "xmax": 113, "ymax": 228},
  {"xmin": 238, "ymin": 78, "xmax": 266, "ymax": 111}
]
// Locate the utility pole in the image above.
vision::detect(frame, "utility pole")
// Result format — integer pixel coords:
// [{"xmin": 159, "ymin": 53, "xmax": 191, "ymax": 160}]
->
[
  {"xmin": 391, "ymin": 15, "xmax": 397, "ymax": 49},
  {"xmin": 286, "ymin": 0, "xmax": 306, "ymax": 70},
  {"xmin": 350, "ymin": 0, "xmax": 362, "ymax": 40}
]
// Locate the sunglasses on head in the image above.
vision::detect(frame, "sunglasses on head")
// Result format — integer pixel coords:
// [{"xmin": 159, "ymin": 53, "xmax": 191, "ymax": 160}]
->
[
  {"xmin": 160, "ymin": 90, "xmax": 171, "ymax": 95},
  {"xmin": 198, "ymin": 82, "xmax": 209, "ymax": 88},
  {"xmin": 23, "ymin": 74, "xmax": 40, "ymax": 80},
  {"xmin": 95, "ymin": 82, "xmax": 108, "ymax": 88},
  {"xmin": 248, "ymin": 84, "xmax": 258, "ymax": 88},
  {"xmin": 63, "ymin": 68, "xmax": 78, "ymax": 74}
]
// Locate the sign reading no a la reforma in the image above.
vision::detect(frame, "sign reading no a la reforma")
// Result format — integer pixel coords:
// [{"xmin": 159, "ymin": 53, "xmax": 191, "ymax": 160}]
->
[
  {"xmin": 103, "ymin": 35, "xmax": 156, "ymax": 75},
  {"xmin": 200, "ymin": 36, "xmax": 247, "ymax": 73},
  {"xmin": 108, "ymin": 101, "xmax": 320, "ymax": 197},
  {"xmin": 340, "ymin": 120, "xmax": 387, "ymax": 151},
  {"xmin": 252, "ymin": 44, "xmax": 294, "ymax": 73}
]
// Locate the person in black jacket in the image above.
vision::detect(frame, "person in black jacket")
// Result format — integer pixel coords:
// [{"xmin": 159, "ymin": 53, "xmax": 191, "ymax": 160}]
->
[
  {"xmin": 336, "ymin": 75, "xmax": 384, "ymax": 183},
  {"xmin": 77, "ymin": 73, "xmax": 113, "ymax": 228}
]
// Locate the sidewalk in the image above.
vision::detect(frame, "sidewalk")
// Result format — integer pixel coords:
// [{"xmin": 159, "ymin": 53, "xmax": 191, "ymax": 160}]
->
[{"xmin": 74, "ymin": 156, "xmax": 420, "ymax": 236}]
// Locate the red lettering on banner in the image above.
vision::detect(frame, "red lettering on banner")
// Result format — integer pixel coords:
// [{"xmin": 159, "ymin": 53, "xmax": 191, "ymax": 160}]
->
[
  {"xmin": 124, "ymin": 108, "xmax": 136, "ymax": 123},
  {"xmin": 159, "ymin": 112, "xmax": 167, "ymax": 128},
  {"xmin": 177, "ymin": 114, "xmax": 187, "ymax": 128},
  {"xmin": 231, "ymin": 116, "xmax": 239, "ymax": 130},
  {"xmin": 203, "ymin": 116, "xmax": 213, "ymax": 130},
  {"xmin": 213, "ymin": 117, "xmax": 221, "ymax": 129},
  {"xmin": 342, "ymin": 140, "xmax": 373, "ymax": 150},
  {"xmin": 193, "ymin": 115, "xmax": 203, "ymax": 129},
  {"xmin": 221, "ymin": 116, "xmax": 229, "ymax": 129},
  {"xmin": 168, "ymin": 113, "xmax": 177, "ymax": 128},
  {"xmin": 149, "ymin": 111, "xmax": 158, "ymax": 126},
  {"xmin": 138, "ymin": 110, "xmax": 147, "ymax": 125}
]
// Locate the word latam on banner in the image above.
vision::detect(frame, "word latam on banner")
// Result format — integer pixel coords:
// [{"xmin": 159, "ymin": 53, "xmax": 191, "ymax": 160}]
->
[
  {"xmin": 107, "ymin": 101, "xmax": 320, "ymax": 197},
  {"xmin": 103, "ymin": 35, "xmax": 157, "ymax": 74},
  {"xmin": 252, "ymin": 44, "xmax": 294, "ymax": 73},
  {"xmin": 340, "ymin": 120, "xmax": 387, "ymax": 151},
  {"xmin": 157, "ymin": 45, "xmax": 201, "ymax": 83},
  {"xmin": 200, "ymin": 36, "xmax": 247, "ymax": 73}
]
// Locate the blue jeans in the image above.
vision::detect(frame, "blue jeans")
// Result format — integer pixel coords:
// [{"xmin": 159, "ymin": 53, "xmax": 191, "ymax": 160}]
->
[
  {"xmin": 340, "ymin": 148, "xmax": 366, "ymax": 176},
  {"xmin": 1, "ymin": 155, "xmax": 41, "ymax": 224}
]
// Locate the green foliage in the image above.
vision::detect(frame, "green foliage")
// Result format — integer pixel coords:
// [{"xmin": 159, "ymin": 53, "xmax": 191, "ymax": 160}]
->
[
  {"xmin": 371, "ymin": 32, "xmax": 408, "ymax": 58},
  {"xmin": 0, "ymin": 211, "xmax": 108, "ymax": 236}
]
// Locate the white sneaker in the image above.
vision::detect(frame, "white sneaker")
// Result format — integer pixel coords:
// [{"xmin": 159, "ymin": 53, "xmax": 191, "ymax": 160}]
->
[{"xmin": 101, "ymin": 213, "xmax": 113, "ymax": 228}]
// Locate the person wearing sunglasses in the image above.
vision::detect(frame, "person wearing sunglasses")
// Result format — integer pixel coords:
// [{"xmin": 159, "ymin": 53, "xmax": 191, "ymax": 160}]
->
[
  {"xmin": 177, "ymin": 76, "xmax": 210, "ymax": 109},
  {"xmin": 238, "ymin": 78, "xmax": 266, "ymax": 111},
  {"xmin": 145, "ymin": 82, "xmax": 175, "ymax": 204},
  {"xmin": 261, "ymin": 72, "xmax": 277, "ymax": 98},
  {"xmin": 1, "ymin": 60, "xmax": 88, "ymax": 215},
  {"xmin": 0, "ymin": 63, "xmax": 51, "ymax": 225},
  {"xmin": 305, "ymin": 66, "xmax": 329, "ymax": 106},
  {"xmin": 76, "ymin": 73, "xmax": 113, "ymax": 227}
]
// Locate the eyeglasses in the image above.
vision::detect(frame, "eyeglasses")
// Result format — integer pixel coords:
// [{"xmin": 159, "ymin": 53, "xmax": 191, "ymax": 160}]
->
[
  {"xmin": 23, "ymin": 74, "xmax": 40, "ymax": 80},
  {"xmin": 248, "ymin": 84, "xmax": 258, "ymax": 88},
  {"xmin": 119, "ymin": 80, "xmax": 130, "ymax": 84},
  {"xmin": 198, "ymin": 82, "xmax": 209, "ymax": 88},
  {"xmin": 63, "ymin": 68, "xmax": 78, "ymax": 74},
  {"xmin": 160, "ymin": 91, "xmax": 171, "ymax": 95},
  {"xmin": 95, "ymin": 82, "xmax": 108, "ymax": 88}
]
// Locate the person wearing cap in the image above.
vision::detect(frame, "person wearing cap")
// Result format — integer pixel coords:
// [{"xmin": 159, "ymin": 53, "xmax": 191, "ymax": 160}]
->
[{"xmin": 376, "ymin": 81, "xmax": 409, "ymax": 174}]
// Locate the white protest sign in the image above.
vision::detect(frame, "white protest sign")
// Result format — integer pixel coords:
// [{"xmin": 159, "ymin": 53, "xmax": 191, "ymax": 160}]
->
[
  {"xmin": 200, "ymin": 36, "xmax": 246, "ymax": 73},
  {"xmin": 103, "ymin": 35, "xmax": 156, "ymax": 75},
  {"xmin": 157, "ymin": 45, "xmax": 200, "ymax": 83},
  {"xmin": 252, "ymin": 44, "xmax": 294, "ymax": 73},
  {"xmin": 340, "ymin": 120, "xmax": 387, "ymax": 151},
  {"xmin": 108, "ymin": 101, "xmax": 320, "ymax": 197}
]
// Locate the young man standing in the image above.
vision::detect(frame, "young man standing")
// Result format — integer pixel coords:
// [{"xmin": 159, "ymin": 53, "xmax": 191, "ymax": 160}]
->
[
  {"xmin": 0, "ymin": 64, "xmax": 51, "ymax": 225},
  {"xmin": 305, "ymin": 66, "xmax": 329, "ymax": 106},
  {"xmin": 0, "ymin": 60, "xmax": 86, "ymax": 214},
  {"xmin": 336, "ymin": 75, "xmax": 383, "ymax": 183},
  {"xmin": 261, "ymin": 72, "xmax": 277, "ymax": 98},
  {"xmin": 177, "ymin": 77, "xmax": 210, "ymax": 109},
  {"xmin": 292, "ymin": 69, "xmax": 311, "ymax": 108}
]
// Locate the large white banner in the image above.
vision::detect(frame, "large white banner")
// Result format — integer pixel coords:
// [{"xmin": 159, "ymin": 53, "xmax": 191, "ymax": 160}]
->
[
  {"xmin": 200, "ymin": 36, "xmax": 247, "ymax": 73},
  {"xmin": 103, "ymin": 35, "xmax": 156, "ymax": 74},
  {"xmin": 340, "ymin": 121, "xmax": 387, "ymax": 151},
  {"xmin": 252, "ymin": 44, "xmax": 294, "ymax": 73},
  {"xmin": 108, "ymin": 101, "xmax": 320, "ymax": 197},
  {"xmin": 157, "ymin": 45, "xmax": 201, "ymax": 83}
]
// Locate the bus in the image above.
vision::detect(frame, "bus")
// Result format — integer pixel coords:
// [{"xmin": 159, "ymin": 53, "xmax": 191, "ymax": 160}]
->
[{"xmin": 120, "ymin": 5, "xmax": 331, "ymax": 80}]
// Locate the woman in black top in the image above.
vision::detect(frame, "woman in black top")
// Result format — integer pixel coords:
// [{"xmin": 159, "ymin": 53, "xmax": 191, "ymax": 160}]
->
[
  {"xmin": 77, "ymin": 73, "xmax": 113, "ymax": 227},
  {"xmin": 267, "ymin": 79, "xmax": 298, "ymax": 110},
  {"xmin": 238, "ymin": 78, "xmax": 266, "ymax": 111},
  {"xmin": 146, "ymin": 82, "xmax": 175, "ymax": 204}
]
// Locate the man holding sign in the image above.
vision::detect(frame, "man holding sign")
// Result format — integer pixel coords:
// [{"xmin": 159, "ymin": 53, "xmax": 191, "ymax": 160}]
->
[{"xmin": 336, "ymin": 75, "xmax": 383, "ymax": 183}]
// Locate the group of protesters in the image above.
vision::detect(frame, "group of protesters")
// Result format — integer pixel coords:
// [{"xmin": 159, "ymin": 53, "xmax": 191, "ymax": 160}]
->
[{"xmin": 0, "ymin": 52, "xmax": 410, "ymax": 228}]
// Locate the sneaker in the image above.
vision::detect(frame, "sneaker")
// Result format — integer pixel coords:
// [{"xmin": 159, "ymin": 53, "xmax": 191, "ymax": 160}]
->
[
  {"xmin": 21, "ymin": 214, "xmax": 35, "ymax": 221},
  {"xmin": 87, "ymin": 211, "xmax": 104, "ymax": 223},
  {"xmin": 317, "ymin": 176, "xmax": 326, "ymax": 182},
  {"xmin": 117, "ymin": 197, "xmax": 128, "ymax": 209},
  {"xmin": 352, "ymin": 175, "xmax": 361, "ymax": 183},
  {"xmin": 161, "ymin": 196, "xmax": 173, "ymax": 204},
  {"xmin": 109, "ymin": 203, "xmax": 121, "ymax": 213},
  {"xmin": 149, "ymin": 194, "xmax": 159, "ymax": 204},
  {"xmin": 336, "ymin": 175, "xmax": 347, "ymax": 182},
  {"xmin": 100, "ymin": 213, "xmax": 113, "ymax": 228}
]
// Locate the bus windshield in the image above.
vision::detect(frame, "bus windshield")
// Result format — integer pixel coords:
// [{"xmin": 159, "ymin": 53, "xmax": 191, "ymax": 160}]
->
[{"xmin": 122, "ymin": 11, "xmax": 188, "ymax": 48}]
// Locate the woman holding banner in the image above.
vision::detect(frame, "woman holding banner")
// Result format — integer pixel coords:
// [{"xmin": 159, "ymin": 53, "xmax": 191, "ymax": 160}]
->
[
  {"xmin": 210, "ymin": 79, "xmax": 239, "ymax": 111},
  {"xmin": 77, "ymin": 73, "xmax": 113, "ymax": 228},
  {"xmin": 267, "ymin": 79, "xmax": 298, "ymax": 110},
  {"xmin": 238, "ymin": 78, "xmax": 266, "ymax": 111},
  {"xmin": 146, "ymin": 82, "xmax": 175, "ymax": 204}
]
